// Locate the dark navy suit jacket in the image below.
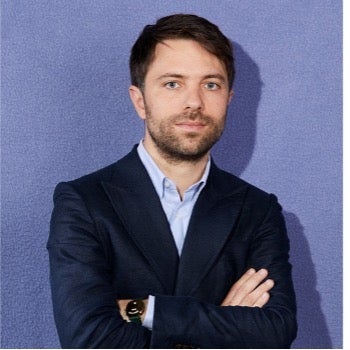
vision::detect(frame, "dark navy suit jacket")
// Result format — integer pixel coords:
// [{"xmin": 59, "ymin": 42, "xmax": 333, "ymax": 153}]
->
[{"xmin": 47, "ymin": 146, "xmax": 297, "ymax": 348}]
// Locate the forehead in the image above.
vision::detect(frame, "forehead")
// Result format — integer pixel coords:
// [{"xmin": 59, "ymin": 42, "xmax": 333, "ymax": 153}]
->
[{"xmin": 146, "ymin": 39, "xmax": 227, "ymax": 80}]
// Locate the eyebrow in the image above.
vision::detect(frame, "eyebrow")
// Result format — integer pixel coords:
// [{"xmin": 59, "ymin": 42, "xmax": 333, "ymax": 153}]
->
[
  {"xmin": 157, "ymin": 73, "xmax": 227, "ymax": 83},
  {"xmin": 157, "ymin": 73, "xmax": 184, "ymax": 81}
]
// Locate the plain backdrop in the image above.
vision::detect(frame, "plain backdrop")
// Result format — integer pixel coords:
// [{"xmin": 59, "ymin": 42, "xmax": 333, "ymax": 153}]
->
[{"xmin": 1, "ymin": 1, "xmax": 342, "ymax": 348}]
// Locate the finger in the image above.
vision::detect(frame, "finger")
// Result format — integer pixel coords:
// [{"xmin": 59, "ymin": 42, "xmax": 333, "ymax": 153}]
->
[
  {"xmin": 239, "ymin": 279, "xmax": 274, "ymax": 307},
  {"xmin": 229, "ymin": 269, "xmax": 268, "ymax": 305},
  {"xmin": 231, "ymin": 268, "xmax": 257, "ymax": 291},
  {"xmin": 221, "ymin": 268, "xmax": 256, "ymax": 305},
  {"xmin": 253, "ymin": 291, "xmax": 270, "ymax": 308},
  {"xmin": 222, "ymin": 269, "xmax": 269, "ymax": 306}
]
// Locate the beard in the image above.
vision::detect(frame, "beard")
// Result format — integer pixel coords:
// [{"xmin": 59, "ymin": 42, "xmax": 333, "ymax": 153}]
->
[{"xmin": 145, "ymin": 106, "xmax": 227, "ymax": 163}]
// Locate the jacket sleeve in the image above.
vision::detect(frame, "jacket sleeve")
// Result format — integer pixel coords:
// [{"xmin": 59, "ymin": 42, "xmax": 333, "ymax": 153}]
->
[
  {"xmin": 150, "ymin": 195, "xmax": 297, "ymax": 349},
  {"xmin": 47, "ymin": 182, "xmax": 151, "ymax": 348}
]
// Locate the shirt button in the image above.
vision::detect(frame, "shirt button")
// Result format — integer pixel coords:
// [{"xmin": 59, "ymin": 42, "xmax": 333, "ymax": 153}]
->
[{"xmin": 164, "ymin": 180, "xmax": 171, "ymax": 188}]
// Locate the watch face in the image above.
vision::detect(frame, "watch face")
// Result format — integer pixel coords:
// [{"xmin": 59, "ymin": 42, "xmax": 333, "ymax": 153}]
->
[{"xmin": 126, "ymin": 299, "xmax": 145, "ymax": 317}]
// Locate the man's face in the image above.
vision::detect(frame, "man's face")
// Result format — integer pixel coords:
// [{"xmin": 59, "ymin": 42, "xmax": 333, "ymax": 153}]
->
[{"xmin": 130, "ymin": 39, "xmax": 233, "ymax": 162}]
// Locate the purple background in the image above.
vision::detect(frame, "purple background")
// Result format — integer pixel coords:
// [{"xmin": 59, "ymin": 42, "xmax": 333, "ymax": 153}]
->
[{"xmin": 1, "ymin": 1, "xmax": 342, "ymax": 348}]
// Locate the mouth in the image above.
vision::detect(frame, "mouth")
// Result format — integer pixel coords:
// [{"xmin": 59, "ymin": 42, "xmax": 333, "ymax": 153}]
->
[{"xmin": 175, "ymin": 121, "xmax": 207, "ymax": 132}]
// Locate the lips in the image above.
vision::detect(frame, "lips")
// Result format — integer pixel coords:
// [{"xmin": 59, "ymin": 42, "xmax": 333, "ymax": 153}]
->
[
  {"xmin": 174, "ymin": 114, "xmax": 209, "ymax": 131},
  {"xmin": 175, "ymin": 121, "xmax": 207, "ymax": 132}
]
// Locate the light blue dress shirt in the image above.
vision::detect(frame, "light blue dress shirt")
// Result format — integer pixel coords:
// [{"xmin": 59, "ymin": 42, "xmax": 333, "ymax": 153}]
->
[{"xmin": 136, "ymin": 141, "xmax": 210, "ymax": 330}]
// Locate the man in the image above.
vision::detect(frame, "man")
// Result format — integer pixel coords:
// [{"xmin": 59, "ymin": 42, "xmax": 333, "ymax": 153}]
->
[{"xmin": 48, "ymin": 14, "xmax": 297, "ymax": 348}]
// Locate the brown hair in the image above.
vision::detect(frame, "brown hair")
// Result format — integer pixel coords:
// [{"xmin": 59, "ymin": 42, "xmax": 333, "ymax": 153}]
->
[{"xmin": 129, "ymin": 14, "xmax": 235, "ymax": 90}]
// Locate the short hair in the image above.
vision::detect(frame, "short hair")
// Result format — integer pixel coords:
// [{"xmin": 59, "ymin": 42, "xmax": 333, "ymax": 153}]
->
[{"xmin": 129, "ymin": 14, "xmax": 235, "ymax": 90}]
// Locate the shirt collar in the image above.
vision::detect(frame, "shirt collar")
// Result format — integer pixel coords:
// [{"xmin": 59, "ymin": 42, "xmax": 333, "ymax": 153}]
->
[{"xmin": 137, "ymin": 140, "xmax": 211, "ymax": 199}]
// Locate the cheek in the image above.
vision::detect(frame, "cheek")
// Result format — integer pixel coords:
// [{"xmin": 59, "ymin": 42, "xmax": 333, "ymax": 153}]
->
[
  {"xmin": 144, "ymin": 90, "xmax": 162, "ymax": 109},
  {"xmin": 205, "ymin": 93, "xmax": 230, "ymax": 109},
  {"xmin": 146, "ymin": 99, "xmax": 179, "ymax": 118},
  {"xmin": 207, "ymin": 98, "xmax": 229, "ymax": 119}
]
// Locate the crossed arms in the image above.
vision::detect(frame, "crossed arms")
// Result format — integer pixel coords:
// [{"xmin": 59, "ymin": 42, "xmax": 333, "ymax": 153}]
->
[{"xmin": 118, "ymin": 267, "xmax": 274, "ymax": 322}]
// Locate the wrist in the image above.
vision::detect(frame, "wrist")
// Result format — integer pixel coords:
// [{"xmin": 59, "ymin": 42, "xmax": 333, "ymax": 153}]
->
[{"xmin": 140, "ymin": 299, "xmax": 148, "ymax": 322}]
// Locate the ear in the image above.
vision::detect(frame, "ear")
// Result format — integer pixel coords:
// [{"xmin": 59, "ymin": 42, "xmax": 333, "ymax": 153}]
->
[
  {"xmin": 227, "ymin": 89, "xmax": 234, "ymax": 105},
  {"xmin": 129, "ymin": 85, "xmax": 146, "ymax": 120}
]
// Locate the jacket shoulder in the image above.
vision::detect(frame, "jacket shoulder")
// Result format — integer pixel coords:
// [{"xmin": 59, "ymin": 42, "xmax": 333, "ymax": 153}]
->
[
  {"xmin": 54, "ymin": 146, "xmax": 140, "ymax": 197},
  {"xmin": 68, "ymin": 162, "xmax": 116, "ymax": 188},
  {"xmin": 212, "ymin": 164, "xmax": 275, "ymax": 204}
]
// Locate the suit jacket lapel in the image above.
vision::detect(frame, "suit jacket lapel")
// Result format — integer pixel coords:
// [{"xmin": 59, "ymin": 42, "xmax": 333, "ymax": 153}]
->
[
  {"xmin": 102, "ymin": 148, "xmax": 179, "ymax": 294},
  {"xmin": 175, "ymin": 164, "xmax": 248, "ymax": 296}
]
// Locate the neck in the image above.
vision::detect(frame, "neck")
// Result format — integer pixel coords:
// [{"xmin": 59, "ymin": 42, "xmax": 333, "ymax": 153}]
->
[{"xmin": 143, "ymin": 140, "xmax": 209, "ymax": 198}]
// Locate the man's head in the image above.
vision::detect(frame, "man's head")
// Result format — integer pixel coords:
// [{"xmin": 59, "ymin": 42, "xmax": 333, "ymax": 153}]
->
[
  {"xmin": 129, "ymin": 14, "xmax": 234, "ymax": 163},
  {"xmin": 130, "ymin": 14, "xmax": 234, "ymax": 91}
]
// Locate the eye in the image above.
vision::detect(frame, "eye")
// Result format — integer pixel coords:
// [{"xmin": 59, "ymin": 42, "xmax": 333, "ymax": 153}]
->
[
  {"xmin": 205, "ymin": 82, "xmax": 220, "ymax": 90},
  {"xmin": 165, "ymin": 81, "xmax": 180, "ymax": 89}
]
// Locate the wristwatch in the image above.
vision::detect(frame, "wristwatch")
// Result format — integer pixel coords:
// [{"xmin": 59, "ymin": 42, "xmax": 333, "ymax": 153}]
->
[{"xmin": 125, "ymin": 299, "xmax": 145, "ymax": 324}]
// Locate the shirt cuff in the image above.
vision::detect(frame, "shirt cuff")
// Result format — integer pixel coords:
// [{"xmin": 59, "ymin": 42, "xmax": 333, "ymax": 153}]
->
[{"xmin": 142, "ymin": 295, "xmax": 155, "ymax": 330}]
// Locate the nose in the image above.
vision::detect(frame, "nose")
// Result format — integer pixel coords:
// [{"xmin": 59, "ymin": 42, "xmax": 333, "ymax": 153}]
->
[{"xmin": 184, "ymin": 86, "xmax": 204, "ymax": 111}]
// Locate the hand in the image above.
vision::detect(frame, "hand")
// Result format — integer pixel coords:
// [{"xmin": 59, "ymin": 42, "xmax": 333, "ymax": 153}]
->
[
  {"xmin": 117, "ymin": 299, "xmax": 148, "ymax": 322},
  {"xmin": 221, "ymin": 268, "xmax": 274, "ymax": 308}
]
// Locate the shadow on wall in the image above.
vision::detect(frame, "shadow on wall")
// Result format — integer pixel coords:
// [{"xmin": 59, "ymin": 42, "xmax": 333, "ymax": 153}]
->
[
  {"xmin": 212, "ymin": 41, "xmax": 260, "ymax": 175},
  {"xmin": 285, "ymin": 211, "xmax": 332, "ymax": 348},
  {"xmin": 213, "ymin": 42, "xmax": 332, "ymax": 348}
]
